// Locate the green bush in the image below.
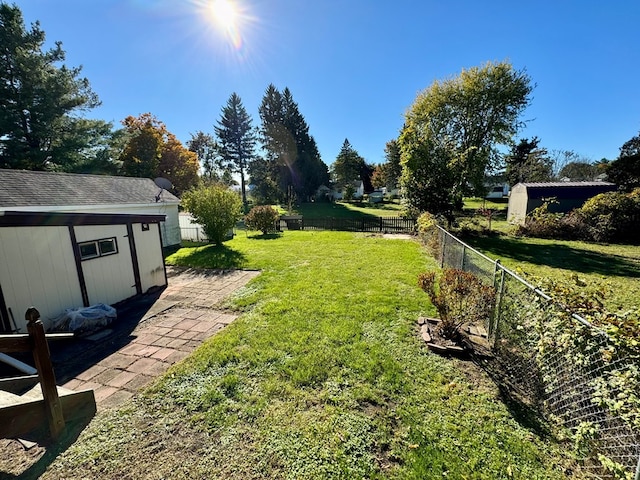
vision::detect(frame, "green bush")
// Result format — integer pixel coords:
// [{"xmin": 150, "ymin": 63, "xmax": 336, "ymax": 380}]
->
[
  {"xmin": 418, "ymin": 268, "xmax": 496, "ymax": 342},
  {"xmin": 245, "ymin": 205, "xmax": 279, "ymax": 235},
  {"xmin": 579, "ymin": 189, "xmax": 640, "ymax": 243},
  {"xmin": 182, "ymin": 184, "xmax": 242, "ymax": 245},
  {"xmin": 515, "ymin": 191, "xmax": 640, "ymax": 244}
]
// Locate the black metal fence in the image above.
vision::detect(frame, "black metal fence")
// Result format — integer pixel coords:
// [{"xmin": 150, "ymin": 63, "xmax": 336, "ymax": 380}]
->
[{"xmin": 279, "ymin": 216, "xmax": 416, "ymax": 233}]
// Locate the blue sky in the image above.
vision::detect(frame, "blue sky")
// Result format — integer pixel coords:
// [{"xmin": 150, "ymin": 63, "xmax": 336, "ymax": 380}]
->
[{"xmin": 13, "ymin": 0, "xmax": 640, "ymax": 166}]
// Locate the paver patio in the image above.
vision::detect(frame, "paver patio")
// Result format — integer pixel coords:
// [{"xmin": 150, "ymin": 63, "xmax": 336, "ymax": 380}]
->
[{"xmin": 59, "ymin": 267, "xmax": 260, "ymax": 410}]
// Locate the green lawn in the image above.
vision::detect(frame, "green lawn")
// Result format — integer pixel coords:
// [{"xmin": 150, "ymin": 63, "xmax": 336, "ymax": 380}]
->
[
  {"xmin": 464, "ymin": 234, "xmax": 640, "ymax": 310},
  {"xmin": 293, "ymin": 200, "xmax": 405, "ymax": 218},
  {"xmin": 44, "ymin": 232, "xmax": 580, "ymax": 479}
]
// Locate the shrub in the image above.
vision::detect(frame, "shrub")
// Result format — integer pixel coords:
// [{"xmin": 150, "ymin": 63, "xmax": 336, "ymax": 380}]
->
[
  {"xmin": 418, "ymin": 268, "xmax": 496, "ymax": 342},
  {"xmin": 513, "ymin": 201, "xmax": 568, "ymax": 239},
  {"xmin": 579, "ymin": 190, "xmax": 640, "ymax": 243},
  {"xmin": 182, "ymin": 184, "xmax": 242, "ymax": 245},
  {"xmin": 515, "ymin": 191, "xmax": 640, "ymax": 244},
  {"xmin": 245, "ymin": 205, "xmax": 279, "ymax": 235},
  {"xmin": 416, "ymin": 212, "xmax": 442, "ymax": 257}
]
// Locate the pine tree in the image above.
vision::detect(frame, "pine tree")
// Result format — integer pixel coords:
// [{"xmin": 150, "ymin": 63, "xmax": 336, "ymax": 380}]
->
[
  {"xmin": 257, "ymin": 85, "xmax": 329, "ymax": 203},
  {"xmin": 0, "ymin": 4, "xmax": 106, "ymax": 171},
  {"xmin": 215, "ymin": 93, "xmax": 256, "ymax": 209}
]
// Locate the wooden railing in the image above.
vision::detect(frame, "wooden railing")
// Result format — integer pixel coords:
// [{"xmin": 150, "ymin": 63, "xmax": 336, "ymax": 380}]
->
[{"xmin": 0, "ymin": 308, "xmax": 75, "ymax": 439}]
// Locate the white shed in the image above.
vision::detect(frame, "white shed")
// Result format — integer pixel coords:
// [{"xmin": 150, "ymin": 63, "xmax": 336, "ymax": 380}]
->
[
  {"xmin": 0, "ymin": 211, "xmax": 167, "ymax": 333},
  {"xmin": 0, "ymin": 169, "xmax": 181, "ymax": 248}
]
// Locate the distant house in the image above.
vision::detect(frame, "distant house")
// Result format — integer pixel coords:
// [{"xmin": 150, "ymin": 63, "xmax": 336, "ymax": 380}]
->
[
  {"xmin": 340, "ymin": 180, "xmax": 364, "ymax": 200},
  {"xmin": 0, "ymin": 169, "xmax": 181, "ymax": 247},
  {"xmin": 507, "ymin": 181, "xmax": 617, "ymax": 224},
  {"xmin": 485, "ymin": 183, "xmax": 509, "ymax": 199}
]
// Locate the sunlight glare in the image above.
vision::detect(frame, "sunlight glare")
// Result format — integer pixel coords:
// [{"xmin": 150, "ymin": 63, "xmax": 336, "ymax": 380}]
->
[
  {"xmin": 211, "ymin": 0, "xmax": 237, "ymax": 28},
  {"xmin": 209, "ymin": 0, "xmax": 243, "ymax": 49}
]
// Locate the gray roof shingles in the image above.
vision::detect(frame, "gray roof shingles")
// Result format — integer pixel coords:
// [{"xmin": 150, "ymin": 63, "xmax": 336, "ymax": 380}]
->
[{"xmin": 0, "ymin": 169, "xmax": 179, "ymax": 208}]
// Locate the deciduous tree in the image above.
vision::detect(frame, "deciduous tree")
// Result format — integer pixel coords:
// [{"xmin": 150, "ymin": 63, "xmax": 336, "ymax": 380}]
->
[
  {"xmin": 120, "ymin": 113, "xmax": 198, "ymax": 195},
  {"xmin": 187, "ymin": 131, "xmax": 233, "ymax": 184},
  {"xmin": 159, "ymin": 134, "xmax": 199, "ymax": 196},
  {"xmin": 119, "ymin": 114, "xmax": 164, "ymax": 179},
  {"xmin": 0, "ymin": 3, "xmax": 105, "ymax": 171},
  {"xmin": 400, "ymin": 61, "xmax": 532, "ymax": 218}
]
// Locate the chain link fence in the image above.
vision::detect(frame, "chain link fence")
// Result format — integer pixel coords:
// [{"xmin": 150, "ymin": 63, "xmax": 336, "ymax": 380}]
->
[{"xmin": 422, "ymin": 225, "xmax": 640, "ymax": 479}]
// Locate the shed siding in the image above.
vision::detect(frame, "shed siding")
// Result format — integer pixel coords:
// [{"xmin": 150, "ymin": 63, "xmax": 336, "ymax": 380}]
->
[
  {"xmin": 507, "ymin": 184, "xmax": 528, "ymax": 223},
  {"xmin": 132, "ymin": 223, "xmax": 166, "ymax": 293},
  {"xmin": 0, "ymin": 226, "xmax": 82, "ymax": 332},
  {"xmin": 74, "ymin": 204, "xmax": 179, "ymax": 247},
  {"xmin": 74, "ymin": 225, "xmax": 137, "ymax": 307}
]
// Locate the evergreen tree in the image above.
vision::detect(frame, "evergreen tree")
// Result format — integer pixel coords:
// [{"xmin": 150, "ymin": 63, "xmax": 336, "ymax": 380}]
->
[
  {"xmin": 505, "ymin": 137, "xmax": 554, "ymax": 185},
  {"xmin": 607, "ymin": 131, "xmax": 640, "ymax": 191},
  {"xmin": 257, "ymin": 85, "xmax": 329, "ymax": 203},
  {"xmin": 332, "ymin": 139, "xmax": 365, "ymax": 187},
  {"xmin": 383, "ymin": 138, "xmax": 402, "ymax": 189},
  {"xmin": 0, "ymin": 3, "xmax": 106, "ymax": 171},
  {"xmin": 215, "ymin": 92, "xmax": 256, "ymax": 209}
]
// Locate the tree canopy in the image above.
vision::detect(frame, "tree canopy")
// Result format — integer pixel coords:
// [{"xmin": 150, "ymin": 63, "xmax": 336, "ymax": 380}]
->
[
  {"xmin": 0, "ymin": 3, "xmax": 106, "ymax": 171},
  {"xmin": 253, "ymin": 84, "xmax": 329, "ymax": 204},
  {"xmin": 505, "ymin": 137, "xmax": 553, "ymax": 185},
  {"xmin": 607, "ymin": 131, "xmax": 640, "ymax": 191},
  {"xmin": 187, "ymin": 131, "xmax": 234, "ymax": 185},
  {"xmin": 119, "ymin": 113, "xmax": 198, "ymax": 196},
  {"xmin": 400, "ymin": 61, "xmax": 532, "ymax": 217},
  {"xmin": 215, "ymin": 92, "xmax": 256, "ymax": 209}
]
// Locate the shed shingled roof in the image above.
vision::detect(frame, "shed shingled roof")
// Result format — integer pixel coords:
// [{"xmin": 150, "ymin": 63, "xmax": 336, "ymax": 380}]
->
[{"xmin": 0, "ymin": 169, "xmax": 180, "ymax": 208}]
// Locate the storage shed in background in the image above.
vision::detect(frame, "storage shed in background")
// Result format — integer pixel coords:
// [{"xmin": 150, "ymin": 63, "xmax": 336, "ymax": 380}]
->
[
  {"xmin": 0, "ymin": 211, "xmax": 167, "ymax": 334},
  {"xmin": 507, "ymin": 181, "xmax": 618, "ymax": 224},
  {"xmin": 0, "ymin": 169, "xmax": 181, "ymax": 248}
]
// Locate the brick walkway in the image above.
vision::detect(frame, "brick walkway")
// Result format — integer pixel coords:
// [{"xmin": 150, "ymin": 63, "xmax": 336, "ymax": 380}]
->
[{"xmin": 61, "ymin": 267, "xmax": 260, "ymax": 410}]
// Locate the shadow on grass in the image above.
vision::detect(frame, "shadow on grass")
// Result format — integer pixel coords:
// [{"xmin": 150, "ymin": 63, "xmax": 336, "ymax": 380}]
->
[
  {"xmin": 247, "ymin": 232, "xmax": 282, "ymax": 240},
  {"xmin": 170, "ymin": 244, "xmax": 247, "ymax": 269},
  {"xmin": 295, "ymin": 202, "xmax": 382, "ymax": 219},
  {"xmin": 1, "ymin": 416, "xmax": 93, "ymax": 480},
  {"xmin": 467, "ymin": 235, "xmax": 640, "ymax": 278}
]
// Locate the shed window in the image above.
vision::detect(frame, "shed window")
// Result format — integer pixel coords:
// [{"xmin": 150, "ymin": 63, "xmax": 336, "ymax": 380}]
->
[{"xmin": 79, "ymin": 237, "xmax": 118, "ymax": 260}]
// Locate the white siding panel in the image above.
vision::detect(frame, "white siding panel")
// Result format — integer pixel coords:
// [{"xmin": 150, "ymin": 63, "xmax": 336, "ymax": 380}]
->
[
  {"xmin": 0, "ymin": 226, "xmax": 82, "ymax": 332},
  {"xmin": 132, "ymin": 223, "xmax": 166, "ymax": 293},
  {"xmin": 74, "ymin": 225, "xmax": 137, "ymax": 306}
]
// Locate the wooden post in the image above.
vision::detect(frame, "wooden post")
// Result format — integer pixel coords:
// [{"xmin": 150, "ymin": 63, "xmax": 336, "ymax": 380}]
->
[{"xmin": 26, "ymin": 307, "xmax": 65, "ymax": 439}]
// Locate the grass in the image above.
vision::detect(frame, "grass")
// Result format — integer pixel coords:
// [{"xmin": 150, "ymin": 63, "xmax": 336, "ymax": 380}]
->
[
  {"xmin": 463, "ymin": 234, "xmax": 640, "ymax": 311},
  {"xmin": 42, "ymin": 232, "xmax": 581, "ymax": 479},
  {"xmin": 293, "ymin": 200, "xmax": 405, "ymax": 218}
]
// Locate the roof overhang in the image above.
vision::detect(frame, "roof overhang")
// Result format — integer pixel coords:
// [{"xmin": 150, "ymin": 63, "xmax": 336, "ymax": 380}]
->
[{"xmin": 0, "ymin": 211, "xmax": 166, "ymax": 227}]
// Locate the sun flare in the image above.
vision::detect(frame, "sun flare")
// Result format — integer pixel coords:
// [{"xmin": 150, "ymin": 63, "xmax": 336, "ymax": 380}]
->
[{"xmin": 211, "ymin": 0, "xmax": 238, "ymax": 28}]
